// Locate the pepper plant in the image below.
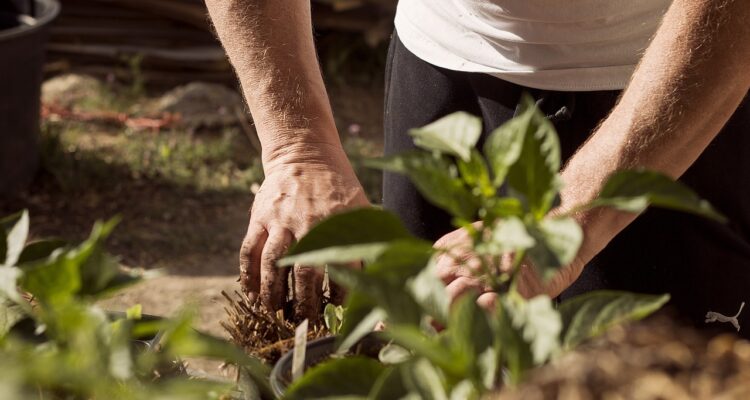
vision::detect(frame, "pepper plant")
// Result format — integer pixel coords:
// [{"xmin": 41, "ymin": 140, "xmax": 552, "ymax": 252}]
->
[
  {"xmin": 0, "ymin": 212, "xmax": 271, "ymax": 399},
  {"xmin": 278, "ymin": 95, "xmax": 724, "ymax": 399}
]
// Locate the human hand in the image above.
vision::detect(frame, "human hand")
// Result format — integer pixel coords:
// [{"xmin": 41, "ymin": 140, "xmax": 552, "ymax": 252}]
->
[
  {"xmin": 240, "ymin": 145, "xmax": 369, "ymax": 321},
  {"xmin": 434, "ymin": 224, "xmax": 499, "ymax": 310},
  {"xmin": 434, "ymin": 224, "xmax": 585, "ymax": 309}
]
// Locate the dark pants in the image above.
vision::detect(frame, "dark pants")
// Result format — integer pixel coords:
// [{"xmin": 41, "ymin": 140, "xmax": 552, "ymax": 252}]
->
[{"xmin": 383, "ymin": 32, "xmax": 750, "ymax": 336}]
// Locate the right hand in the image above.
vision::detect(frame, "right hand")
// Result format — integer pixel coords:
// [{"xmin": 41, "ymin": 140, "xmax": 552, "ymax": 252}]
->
[{"xmin": 240, "ymin": 144, "xmax": 369, "ymax": 321}]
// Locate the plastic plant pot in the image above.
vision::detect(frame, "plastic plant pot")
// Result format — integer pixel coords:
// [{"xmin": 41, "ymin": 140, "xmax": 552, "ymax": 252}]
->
[
  {"xmin": 0, "ymin": 0, "xmax": 60, "ymax": 195},
  {"xmin": 269, "ymin": 333, "xmax": 385, "ymax": 398}
]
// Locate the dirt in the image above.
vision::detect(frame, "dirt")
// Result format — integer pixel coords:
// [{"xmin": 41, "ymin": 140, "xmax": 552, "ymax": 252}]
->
[{"xmin": 493, "ymin": 310, "xmax": 750, "ymax": 400}]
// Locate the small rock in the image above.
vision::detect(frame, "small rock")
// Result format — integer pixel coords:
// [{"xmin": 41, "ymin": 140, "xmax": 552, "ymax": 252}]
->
[
  {"xmin": 42, "ymin": 74, "xmax": 105, "ymax": 109},
  {"xmin": 155, "ymin": 82, "xmax": 245, "ymax": 130}
]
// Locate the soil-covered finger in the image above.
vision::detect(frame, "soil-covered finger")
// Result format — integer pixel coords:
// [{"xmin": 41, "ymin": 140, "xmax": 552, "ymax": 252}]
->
[
  {"xmin": 293, "ymin": 264, "xmax": 324, "ymax": 323},
  {"xmin": 259, "ymin": 227, "xmax": 293, "ymax": 311},
  {"xmin": 239, "ymin": 226, "xmax": 267, "ymax": 300}
]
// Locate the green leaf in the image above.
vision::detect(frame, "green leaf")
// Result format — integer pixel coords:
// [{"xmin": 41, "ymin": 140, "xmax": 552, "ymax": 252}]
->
[
  {"xmin": 366, "ymin": 153, "xmax": 478, "ymax": 220},
  {"xmin": 237, "ymin": 365, "xmax": 262, "ymax": 400},
  {"xmin": 20, "ymin": 253, "xmax": 81, "ymax": 304},
  {"xmin": 0, "ymin": 212, "xmax": 25, "ymax": 263},
  {"xmin": 492, "ymin": 299, "xmax": 533, "ymax": 385},
  {"xmin": 0, "ymin": 298, "xmax": 25, "ymax": 337},
  {"xmin": 281, "ymin": 242, "xmax": 391, "ymax": 267},
  {"xmin": 477, "ymin": 347, "xmax": 499, "ymax": 390},
  {"xmin": 364, "ymin": 240, "xmax": 435, "ymax": 283},
  {"xmin": 401, "ymin": 358, "xmax": 448, "ymax": 400},
  {"xmin": 457, "ymin": 150, "xmax": 494, "ymax": 197},
  {"xmin": 329, "ymin": 265, "xmax": 421, "ymax": 325},
  {"xmin": 386, "ymin": 326, "xmax": 459, "ymax": 377},
  {"xmin": 289, "ymin": 208, "xmax": 411, "ymax": 255},
  {"xmin": 108, "ymin": 318, "xmax": 134, "ymax": 380},
  {"xmin": 94, "ymin": 268, "xmax": 162, "ymax": 299},
  {"xmin": 323, "ymin": 304, "xmax": 343, "ymax": 335},
  {"xmin": 284, "ymin": 356, "xmax": 385, "ymax": 400},
  {"xmin": 477, "ymin": 216, "xmax": 536, "ymax": 256},
  {"xmin": 325, "ymin": 240, "xmax": 434, "ymax": 343},
  {"xmin": 591, "ymin": 170, "xmax": 726, "ymax": 222},
  {"xmin": 379, "ymin": 342, "xmax": 412, "ymax": 364},
  {"xmin": 483, "ymin": 111, "xmax": 528, "ymax": 187},
  {"xmin": 558, "ymin": 291, "xmax": 669, "ymax": 350},
  {"xmin": 505, "ymin": 95, "xmax": 562, "ymax": 219},
  {"xmin": 450, "ymin": 380, "xmax": 480, "ymax": 400},
  {"xmin": 504, "ymin": 295, "xmax": 561, "ymax": 365},
  {"xmin": 369, "ymin": 366, "xmax": 409, "ymax": 400},
  {"xmin": 483, "ymin": 197, "xmax": 524, "ymax": 220},
  {"xmin": 448, "ymin": 293, "xmax": 493, "ymax": 376},
  {"xmin": 526, "ymin": 216, "xmax": 583, "ymax": 280},
  {"xmin": 407, "ymin": 257, "xmax": 450, "ymax": 324},
  {"xmin": 77, "ymin": 219, "xmax": 120, "ymax": 295},
  {"xmin": 126, "ymin": 304, "xmax": 142, "ymax": 320},
  {"xmin": 409, "ymin": 112, "xmax": 482, "ymax": 162},
  {"xmin": 16, "ymin": 239, "xmax": 67, "ymax": 265},
  {"xmin": 160, "ymin": 311, "xmax": 272, "ymax": 398},
  {"xmin": 0, "ymin": 267, "xmax": 23, "ymax": 303},
  {"xmin": 336, "ymin": 307, "xmax": 386, "ymax": 355},
  {"xmin": 4, "ymin": 210, "xmax": 29, "ymax": 267},
  {"xmin": 336, "ymin": 292, "xmax": 377, "ymax": 352}
]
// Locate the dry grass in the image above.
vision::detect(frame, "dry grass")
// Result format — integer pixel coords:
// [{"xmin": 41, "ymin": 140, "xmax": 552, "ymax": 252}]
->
[{"xmin": 220, "ymin": 291, "xmax": 328, "ymax": 365}]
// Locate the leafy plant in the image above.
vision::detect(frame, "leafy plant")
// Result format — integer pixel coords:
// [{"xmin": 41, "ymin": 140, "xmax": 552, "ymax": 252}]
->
[
  {"xmin": 278, "ymin": 94, "xmax": 724, "ymax": 398},
  {"xmin": 0, "ymin": 211, "xmax": 270, "ymax": 399}
]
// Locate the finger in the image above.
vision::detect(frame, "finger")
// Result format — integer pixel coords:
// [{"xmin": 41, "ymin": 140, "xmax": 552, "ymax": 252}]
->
[
  {"xmin": 293, "ymin": 263, "xmax": 324, "ymax": 322},
  {"xmin": 445, "ymin": 276, "xmax": 490, "ymax": 305},
  {"xmin": 435, "ymin": 252, "xmax": 481, "ymax": 284},
  {"xmin": 477, "ymin": 292, "xmax": 498, "ymax": 311},
  {"xmin": 239, "ymin": 224, "xmax": 267, "ymax": 301},
  {"xmin": 260, "ymin": 227, "xmax": 293, "ymax": 311}
]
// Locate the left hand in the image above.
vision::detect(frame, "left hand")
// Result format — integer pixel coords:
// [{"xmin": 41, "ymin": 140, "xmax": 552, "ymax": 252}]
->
[
  {"xmin": 433, "ymin": 225, "xmax": 585, "ymax": 310},
  {"xmin": 433, "ymin": 224, "xmax": 498, "ymax": 310}
]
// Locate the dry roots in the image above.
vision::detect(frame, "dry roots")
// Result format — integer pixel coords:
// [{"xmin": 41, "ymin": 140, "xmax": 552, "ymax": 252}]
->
[{"xmin": 221, "ymin": 291, "xmax": 328, "ymax": 364}]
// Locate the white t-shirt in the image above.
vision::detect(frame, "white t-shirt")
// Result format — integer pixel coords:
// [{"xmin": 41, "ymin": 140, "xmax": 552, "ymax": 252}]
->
[{"xmin": 394, "ymin": 0, "xmax": 672, "ymax": 91}]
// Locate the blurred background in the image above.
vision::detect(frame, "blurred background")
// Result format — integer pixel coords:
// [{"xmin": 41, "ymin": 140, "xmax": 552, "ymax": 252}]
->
[{"xmin": 0, "ymin": 0, "xmax": 394, "ymax": 351}]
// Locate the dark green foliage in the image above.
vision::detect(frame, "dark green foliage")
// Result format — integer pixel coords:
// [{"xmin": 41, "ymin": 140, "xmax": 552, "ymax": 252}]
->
[{"xmin": 0, "ymin": 212, "xmax": 270, "ymax": 399}]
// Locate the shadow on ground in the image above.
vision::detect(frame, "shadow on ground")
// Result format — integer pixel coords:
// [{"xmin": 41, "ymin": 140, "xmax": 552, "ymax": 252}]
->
[{"xmin": 1, "ymin": 133, "xmax": 251, "ymax": 277}]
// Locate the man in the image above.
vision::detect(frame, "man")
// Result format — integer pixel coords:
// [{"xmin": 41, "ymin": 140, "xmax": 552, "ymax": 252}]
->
[{"xmin": 205, "ymin": 0, "xmax": 750, "ymax": 334}]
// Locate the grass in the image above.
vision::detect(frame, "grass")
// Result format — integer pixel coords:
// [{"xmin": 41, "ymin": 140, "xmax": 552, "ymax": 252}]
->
[
  {"xmin": 40, "ymin": 121, "xmax": 264, "ymax": 194},
  {"xmin": 39, "ymin": 75, "xmax": 383, "ymax": 199}
]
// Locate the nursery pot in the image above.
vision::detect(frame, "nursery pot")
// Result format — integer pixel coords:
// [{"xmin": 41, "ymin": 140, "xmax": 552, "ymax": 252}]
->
[
  {"xmin": 0, "ymin": 0, "xmax": 59, "ymax": 195},
  {"xmin": 270, "ymin": 334, "xmax": 385, "ymax": 398}
]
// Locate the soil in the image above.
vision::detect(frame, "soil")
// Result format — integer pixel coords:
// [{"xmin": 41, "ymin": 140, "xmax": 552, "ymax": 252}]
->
[{"xmin": 493, "ymin": 310, "xmax": 750, "ymax": 400}]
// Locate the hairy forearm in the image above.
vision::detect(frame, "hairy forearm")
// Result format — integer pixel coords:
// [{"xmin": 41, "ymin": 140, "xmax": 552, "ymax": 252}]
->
[
  {"xmin": 205, "ymin": 0, "xmax": 342, "ymax": 166},
  {"xmin": 560, "ymin": 0, "xmax": 750, "ymax": 264}
]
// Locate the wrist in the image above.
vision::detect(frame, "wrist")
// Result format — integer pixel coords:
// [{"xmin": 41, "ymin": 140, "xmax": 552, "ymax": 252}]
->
[{"xmin": 262, "ymin": 139, "xmax": 352, "ymax": 175}]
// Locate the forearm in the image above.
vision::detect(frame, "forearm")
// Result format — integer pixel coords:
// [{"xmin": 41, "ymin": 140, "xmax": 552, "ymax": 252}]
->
[
  {"xmin": 560, "ymin": 0, "xmax": 750, "ymax": 264},
  {"xmin": 205, "ymin": 0, "xmax": 343, "ymax": 167}
]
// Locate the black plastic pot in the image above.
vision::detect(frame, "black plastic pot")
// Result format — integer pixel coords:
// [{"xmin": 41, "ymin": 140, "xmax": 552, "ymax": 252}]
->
[
  {"xmin": 269, "ymin": 334, "xmax": 384, "ymax": 398},
  {"xmin": 0, "ymin": 0, "xmax": 59, "ymax": 195}
]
